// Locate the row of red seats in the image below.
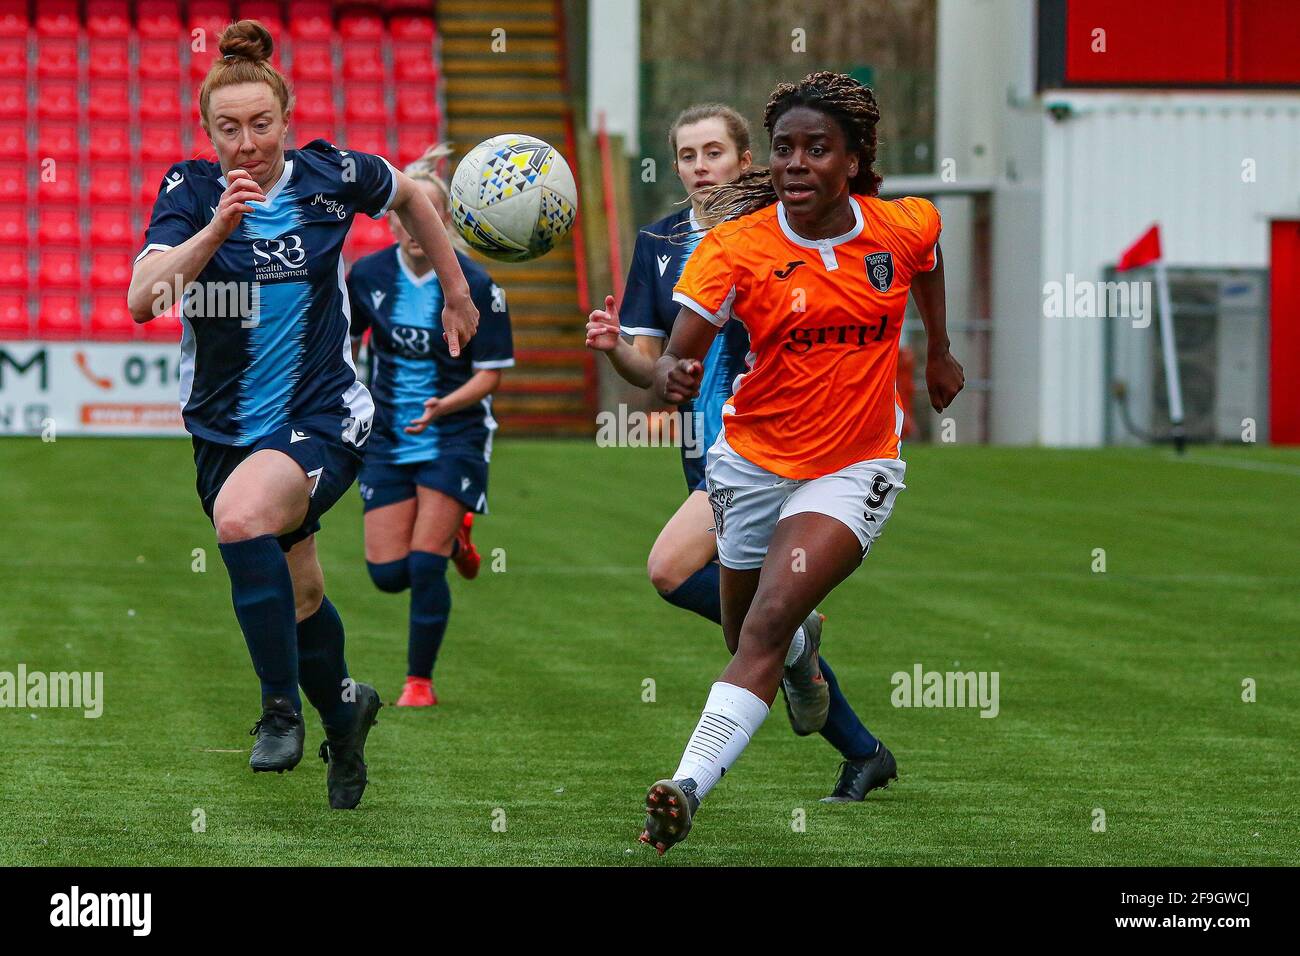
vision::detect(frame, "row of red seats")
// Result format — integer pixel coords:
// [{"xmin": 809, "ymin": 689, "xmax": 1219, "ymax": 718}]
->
[
  {"xmin": 0, "ymin": 291, "xmax": 183, "ymax": 340},
  {"xmin": 2, "ymin": 36, "xmax": 439, "ymax": 84},
  {"xmin": 3, "ymin": 0, "xmax": 437, "ymax": 41}
]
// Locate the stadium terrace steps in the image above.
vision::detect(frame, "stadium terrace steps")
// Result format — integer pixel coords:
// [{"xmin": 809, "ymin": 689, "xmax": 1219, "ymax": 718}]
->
[{"xmin": 438, "ymin": 0, "xmax": 593, "ymax": 437}]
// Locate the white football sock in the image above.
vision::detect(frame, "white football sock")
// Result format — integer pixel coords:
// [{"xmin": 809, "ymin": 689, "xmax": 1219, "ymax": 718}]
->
[
  {"xmin": 672, "ymin": 681, "xmax": 770, "ymax": 801},
  {"xmin": 784, "ymin": 626, "xmax": 807, "ymax": 667}
]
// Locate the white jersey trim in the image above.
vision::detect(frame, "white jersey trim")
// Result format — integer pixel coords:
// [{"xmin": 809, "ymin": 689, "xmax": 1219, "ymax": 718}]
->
[
  {"xmin": 372, "ymin": 157, "xmax": 401, "ymax": 220},
  {"xmin": 673, "ymin": 289, "xmax": 733, "ymax": 327},
  {"xmin": 335, "ymin": 258, "xmax": 375, "ymax": 443},
  {"xmin": 134, "ymin": 242, "xmax": 174, "ymax": 265},
  {"xmin": 472, "ymin": 358, "xmax": 515, "ymax": 370},
  {"xmin": 620, "ymin": 325, "xmax": 667, "ymax": 338}
]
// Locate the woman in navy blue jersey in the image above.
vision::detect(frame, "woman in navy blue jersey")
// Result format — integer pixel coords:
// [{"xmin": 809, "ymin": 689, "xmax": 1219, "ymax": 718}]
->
[
  {"xmin": 347, "ymin": 145, "xmax": 514, "ymax": 709},
  {"xmin": 126, "ymin": 21, "xmax": 479, "ymax": 809},
  {"xmin": 585, "ymin": 104, "xmax": 896, "ymax": 804}
]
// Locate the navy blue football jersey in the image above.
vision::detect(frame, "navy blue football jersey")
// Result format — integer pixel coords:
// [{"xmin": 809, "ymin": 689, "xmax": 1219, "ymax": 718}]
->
[
  {"xmin": 135, "ymin": 140, "xmax": 395, "ymax": 446},
  {"xmin": 620, "ymin": 207, "xmax": 751, "ymax": 471},
  {"xmin": 347, "ymin": 244, "xmax": 514, "ymax": 465}
]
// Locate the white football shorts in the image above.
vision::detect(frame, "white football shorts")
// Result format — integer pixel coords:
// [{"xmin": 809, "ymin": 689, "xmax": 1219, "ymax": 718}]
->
[{"xmin": 705, "ymin": 433, "xmax": 907, "ymax": 570}]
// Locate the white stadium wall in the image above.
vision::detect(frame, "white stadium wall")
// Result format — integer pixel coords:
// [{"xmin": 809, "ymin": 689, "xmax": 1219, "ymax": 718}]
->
[
  {"xmin": 937, "ymin": 0, "xmax": 1300, "ymax": 446},
  {"xmin": 1038, "ymin": 92, "xmax": 1300, "ymax": 446}
]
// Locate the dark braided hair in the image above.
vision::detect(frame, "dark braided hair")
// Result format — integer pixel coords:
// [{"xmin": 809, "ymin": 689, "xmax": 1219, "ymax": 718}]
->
[{"xmin": 698, "ymin": 71, "xmax": 882, "ymax": 228}]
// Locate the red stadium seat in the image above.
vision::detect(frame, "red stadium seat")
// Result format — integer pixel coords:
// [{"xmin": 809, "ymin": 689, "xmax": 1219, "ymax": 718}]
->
[
  {"xmin": 137, "ymin": 38, "xmax": 181, "ymax": 80},
  {"xmin": 290, "ymin": 39, "xmax": 334, "ymax": 82},
  {"xmin": 390, "ymin": 14, "xmax": 435, "ymax": 42},
  {"xmin": 138, "ymin": 122, "xmax": 182, "ymax": 160},
  {"xmin": 392, "ymin": 42, "xmax": 437, "ymax": 83},
  {"xmin": 89, "ymin": 164, "xmax": 132, "ymax": 206},
  {"xmin": 0, "ymin": 36, "xmax": 25, "ymax": 79},
  {"xmin": 0, "ymin": 0, "xmax": 27, "ymax": 35},
  {"xmin": 0, "ymin": 248, "xmax": 28, "ymax": 289},
  {"xmin": 90, "ymin": 208, "xmax": 134, "ymax": 248},
  {"xmin": 190, "ymin": 46, "xmax": 219, "ymax": 81},
  {"xmin": 36, "ymin": 292, "xmax": 84, "ymax": 338},
  {"xmin": 88, "ymin": 80, "xmax": 131, "ymax": 121},
  {"xmin": 0, "ymin": 160, "xmax": 25, "ymax": 200},
  {"xmin": 34, "ymin": 0, "xmax": 80, "ymax": 39},
  {"xmin": 345, "ymin": 124, "xmax": 387, "ymax": 157},
  {"xmin": 0, "ymin": 205, "xmax": 27, "ymax": 245},
  {"xmin": 139, "ymin": 164, "xmax": 172, "ymax": 205},
  {"xmin": 342, "ymin": 41, "xmax": 383, "ymax": 81},
  {"xmin": 141, "ymin": 306, "xmax": 182, "ymax": 340},
  {"xmin": 39, "ymin": 251, "xmax": 82, "ymax": 289},
  {"xmin": 0, "ymin": 119, "xmax": 26, "ymax": 159},
  {"xmin": 37, "ymin": 121, "xmax": 80, "ymax": 160},
  {"xmin": 87, "ymin": 0, "xmax": 131, "ymax": 39},
  {"xmin": 88, "ymin": 121, "xmax": 133, "ymax": 162},
  {"xmin": 293, "ymin": 82, "xmax": 335, "ymax": 125},
  {"xmin": 36, "ymin": 79, "xmax": 79, "ymax": 120},
  {"xmin": 38, "ymin": 208, "xmax": 81, "ymax": 247},
  {"xmin": 0, "ymin": 292, "xmax": 29, "ymax": 337},
  {"xmin": 0, "ymin": 79, "xmax": 27, "ymax": 119},
  {"xmin": 396, "ymin": 126, "xmax": 438, "ymax": 165},
  {"xmin": 338, "ymin": 10, "xmax": 384, "ymax": 40},
  {"xmin": 90, "ymin": 250, "xmax": 133, "ymax": 290},
  {"xmin": 395, "ymin": 84, "xmax": 437, "ymax": 125},
  {"xmin": 138, "ymin": 80, "xmax": 181, "ymax": 121},
  {"xmin": 289, "ymin": 1, "xmax": 333, "ymax": 40},
  {"xmin": 137, "ymin": 0, "xmax": 182, "ymax": 39},
  {"xmin": 38, "ymin": 37, "xmax": 80, "ymax": 80},
  {"xmin": 347, "ymin": 213, "xmax": 392, "ymax": 250},
  {"xmin": 90, "ymin": 291, "xmax": 136, "ymax": 339},
  {"xmin": 36, "ymin": 166, "xmax": 80, "ymax": 205},
  {"xmin": 88, "ymin": 38, "xmax": 130, "ymax": 79},
  {"xmin": 344, "ymin": 84, "xmax": 386, "ymax": 123},
  {"xmin": 295, "ymin": 123, "xmax": 336, "ymax": 146},
  {"xmin": 237, "ymin": 1, "xmax": 284, "ymax": 36}
]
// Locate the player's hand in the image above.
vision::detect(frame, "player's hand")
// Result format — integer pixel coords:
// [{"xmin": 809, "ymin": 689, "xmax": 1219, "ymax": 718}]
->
[
  {"xmin": 661, "ymin": 358, "xmax": 703, "ymax": 404},
  {"xmin": 585, "ymin": 294, "xmax": 621, "ymax": 352},
  {"xmin": 442, "ymin": 294, "xmax": 479, "ymax": 358},
  {"xmin": 405, "ymin": 397, "xmax": 445, "ymax": 434},
  {"xmin": 207, "ymin": 168, "xmax": 265, "ymax": 241},
  {"xmin": 925, "ymin": 348, "xmax": 965, "ymax": 412}
]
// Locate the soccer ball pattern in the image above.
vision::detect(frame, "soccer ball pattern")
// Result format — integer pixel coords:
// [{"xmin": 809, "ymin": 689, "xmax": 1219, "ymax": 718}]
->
[{"xmin": 450, "ymin": 134, "xmax": 579, "ymax": 263}]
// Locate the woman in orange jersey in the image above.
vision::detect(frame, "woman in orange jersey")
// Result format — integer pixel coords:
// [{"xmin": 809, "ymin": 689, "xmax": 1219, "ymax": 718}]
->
[{"xmin": 638, "ymin": 72, "xmax": 965, "ymax": 855}]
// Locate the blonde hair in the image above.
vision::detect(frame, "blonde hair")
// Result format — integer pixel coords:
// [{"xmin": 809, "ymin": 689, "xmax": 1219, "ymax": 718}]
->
[
  {"xmin": 198, "ymin": 20, "xmax": 293, "ymax": 132},
  {"xmin": 399, "ymin": 143, "xmax": 466, "ymax": 252}
]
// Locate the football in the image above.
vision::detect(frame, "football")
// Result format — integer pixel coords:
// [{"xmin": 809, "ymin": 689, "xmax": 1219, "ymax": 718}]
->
[{"xmin": 449, "ymin": 134, "xmax": 579, "ymax": 262}]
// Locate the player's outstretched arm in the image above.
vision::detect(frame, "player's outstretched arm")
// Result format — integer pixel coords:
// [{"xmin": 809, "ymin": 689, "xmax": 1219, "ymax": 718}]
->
[
  {"xmin": 389, "ymin": 169, "xmax": 479, "ymax": 356},
  {"xmin": 652, "ymin": 306, "xmax": 720, "ymax": 404},
  {"xmin": 585, "ymin": 294, "xmax": 663, "ymax": 389},
  {"xmin": 126, "ymin": 169, "xmax": 265, "ymax": 323},
  {"xmin": 910, "ymin": 243, "xmax": 965, "ymax": 412},
  {"xmin": 404, "ymin": 369, "xmax": 502, "ymax": 435}
]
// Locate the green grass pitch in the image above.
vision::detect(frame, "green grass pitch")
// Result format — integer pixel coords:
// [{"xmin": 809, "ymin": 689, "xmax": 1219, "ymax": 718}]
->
[{"xmin": 0, "ymin": 437, "xmax": 1296, "ymax": 866}]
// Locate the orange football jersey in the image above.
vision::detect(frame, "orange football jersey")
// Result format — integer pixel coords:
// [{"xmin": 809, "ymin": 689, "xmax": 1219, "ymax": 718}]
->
[{"xmin": 673, "ymin": 194, "xmax": 941, "ymax": 479}]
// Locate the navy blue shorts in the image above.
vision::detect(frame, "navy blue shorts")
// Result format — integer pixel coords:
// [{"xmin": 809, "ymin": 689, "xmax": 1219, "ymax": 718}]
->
[
  {"xmin": 358, "ymin": 453, "xmax": 490, "ymax": 515},
  {"xmin": 193, "ymin": 414, "xmax": 365, "ymax": 552},
  {"xmin": 682, "ymin": 449, "xmax": 707, "ymax": 495}
]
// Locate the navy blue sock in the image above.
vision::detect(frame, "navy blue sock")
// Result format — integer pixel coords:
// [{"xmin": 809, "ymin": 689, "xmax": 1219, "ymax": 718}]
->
[
  {"xmin": 407, "ymin": 551, "xmax": 451, "ymax": 678},
  {"xmin": 296, "ymin": 596, "xmax": 356, "ymax": 737},
  {"xmin": 218, "ymin": 535, "xmax": 301, "ymax": 711},
  {"xmin": 659, "ymin": 561, "xmax": 723, "ymax": 625},
  {"xmin": 817, "ymin": 655, "xmax": 878, "ymax": 759},
  {"xmin": 367, "ymin": 557, "xmax": 410, "ymax": 593}
]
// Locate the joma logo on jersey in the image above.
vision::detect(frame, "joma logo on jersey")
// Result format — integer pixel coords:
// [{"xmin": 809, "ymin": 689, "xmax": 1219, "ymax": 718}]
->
[
  {"xmin": 774, "ymin": 260, "xmax": 806, "ymax": 279},
  {"xmin": 783, "ymin": 318, "xmax": 891, "ymax": 353},
  {"xmin": 252, "ymin": 235, "xmax": 308, "ymax": 271}
]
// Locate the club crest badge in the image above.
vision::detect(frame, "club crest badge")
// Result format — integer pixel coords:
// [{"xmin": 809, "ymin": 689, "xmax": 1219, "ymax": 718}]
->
[{"xmin": 864, "ymin": 252, "xmax": 894, "ymax": 293}]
